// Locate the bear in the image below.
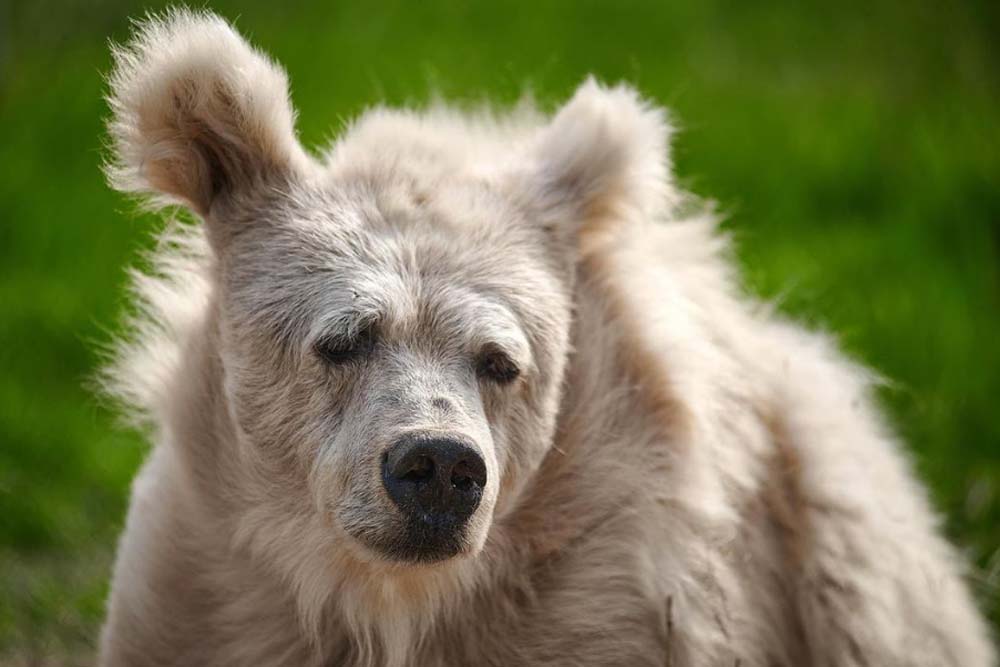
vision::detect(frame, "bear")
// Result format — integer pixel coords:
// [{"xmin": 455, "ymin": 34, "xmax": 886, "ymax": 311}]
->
[{"xmin": 97, "ymin": 9, "xmax": 995, "ymax": 667}]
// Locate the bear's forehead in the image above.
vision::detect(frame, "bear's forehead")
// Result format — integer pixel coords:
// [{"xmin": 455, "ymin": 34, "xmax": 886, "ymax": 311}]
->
[
  {"xmin": 225, "ymin": 183, "xmax": 559, "ymax": 347},
  {"xmin": 260, "ymin": 176, "xmax": 545, "ymax": 289},
  {"xmin": 309, "ymin": 222, "xmax": 548, "ymax": 325}
]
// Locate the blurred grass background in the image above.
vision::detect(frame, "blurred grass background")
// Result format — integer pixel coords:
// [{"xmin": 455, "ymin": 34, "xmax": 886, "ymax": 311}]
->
[{"xmin": 1, "ymin": 0, "xmax": 998, "ymax": 662}]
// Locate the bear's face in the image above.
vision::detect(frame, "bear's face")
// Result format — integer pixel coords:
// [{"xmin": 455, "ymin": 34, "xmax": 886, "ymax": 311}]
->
[
  {"xmin": 106, "ymin": 10, "xmax": 670, "ymax": 569},
  {"xmin": 217, "ymin": 180, "xmax": 571, "ymax": 562}
]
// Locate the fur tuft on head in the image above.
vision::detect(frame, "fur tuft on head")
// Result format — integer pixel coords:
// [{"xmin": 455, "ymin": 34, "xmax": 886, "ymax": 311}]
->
[{"xmin": 105, "ymin": 9, "xmax": 311, "ymax": 217}]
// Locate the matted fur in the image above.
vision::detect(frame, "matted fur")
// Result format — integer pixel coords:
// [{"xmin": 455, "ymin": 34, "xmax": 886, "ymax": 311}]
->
[{"xmin": 98, "ymin": 9, "xmax": 996, "ymax": 667}]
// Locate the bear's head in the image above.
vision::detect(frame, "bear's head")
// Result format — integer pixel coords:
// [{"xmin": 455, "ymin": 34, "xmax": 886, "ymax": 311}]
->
[{"xmin": 107, "ymin": 11, "xmax": 671, "ymax": 569}]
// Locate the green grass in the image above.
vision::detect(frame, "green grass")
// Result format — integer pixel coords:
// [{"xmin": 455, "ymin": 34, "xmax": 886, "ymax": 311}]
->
[{"xmin": 2, "ymin": 0, "xmax": 998, "ymax": 659}]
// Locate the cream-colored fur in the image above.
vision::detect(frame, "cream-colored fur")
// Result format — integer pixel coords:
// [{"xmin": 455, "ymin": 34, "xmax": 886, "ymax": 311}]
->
[{"xmin": 98, "ymin": 9, "xmax": 995, "ymax": 666}]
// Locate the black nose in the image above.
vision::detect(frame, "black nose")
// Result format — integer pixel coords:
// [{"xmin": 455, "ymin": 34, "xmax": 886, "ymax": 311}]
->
[{"xmin": 382, "ymin": 435, "xmax": 486, "ymax": 524}]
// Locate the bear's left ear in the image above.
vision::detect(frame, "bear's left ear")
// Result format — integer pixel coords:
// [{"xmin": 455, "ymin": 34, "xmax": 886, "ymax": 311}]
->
[{"xmin": 523, "ymin": 78, "xmax": 675, "ymax": 248}]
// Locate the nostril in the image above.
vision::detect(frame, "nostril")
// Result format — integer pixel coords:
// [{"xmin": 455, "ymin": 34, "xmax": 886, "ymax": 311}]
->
[
  {"xmin": 451, "ymin": 464, "xmax": 472, "ymax": 490},
  {"xmin": 450, "ymin": 459, "xmax": 484, "ymax": 491},
  {"xmin": 401, "ymin": 455, "xmax": 434, "ymax": 483}
]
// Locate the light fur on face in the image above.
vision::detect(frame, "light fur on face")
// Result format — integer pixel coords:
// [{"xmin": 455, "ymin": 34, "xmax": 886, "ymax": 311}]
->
[{"xmin": 98, "ymin": 9, "xmax": 996, "ymax": 667}]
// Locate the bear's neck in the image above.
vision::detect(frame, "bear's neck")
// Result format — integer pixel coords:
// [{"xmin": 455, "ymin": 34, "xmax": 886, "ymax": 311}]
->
[{"xmin": 494, "ymin": 247, "xmax": 693, "ymax": 563}]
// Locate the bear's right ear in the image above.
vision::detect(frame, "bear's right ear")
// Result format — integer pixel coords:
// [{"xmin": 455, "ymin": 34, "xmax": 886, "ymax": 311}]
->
[{"xmin": 106, "ymin": 10, "xmax": 312, "ymax": 223}]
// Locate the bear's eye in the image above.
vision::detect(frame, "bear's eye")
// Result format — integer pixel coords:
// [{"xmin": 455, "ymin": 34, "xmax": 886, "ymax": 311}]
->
[
  {"xmin": 476, "ymin": 345, "xmax": 520, "ymax": 384},
  {"xmin": 314, "ymin": 323, "xmax": 377, "ymax": 366}
]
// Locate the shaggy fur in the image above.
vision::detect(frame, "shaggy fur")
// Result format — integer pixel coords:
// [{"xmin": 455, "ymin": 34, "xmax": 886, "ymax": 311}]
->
[{"xmin": 98, "ymin": 10, "xmax": 996, "ymax": 667}]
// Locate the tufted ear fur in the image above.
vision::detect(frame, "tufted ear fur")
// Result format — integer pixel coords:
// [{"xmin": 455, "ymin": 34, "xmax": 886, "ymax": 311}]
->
[
  {"xmin": 526, "ymin": 78, "xmax": 675, "ymax": 248},
  {"xmin": 105, "ymin": 10, "xmax": 312, "ymax": 221}
]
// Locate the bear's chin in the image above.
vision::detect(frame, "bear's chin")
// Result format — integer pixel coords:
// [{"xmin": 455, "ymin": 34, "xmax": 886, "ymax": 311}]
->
[{"xmin": 348, "ymin": 522, "xmax": 478, "ymax": 566}]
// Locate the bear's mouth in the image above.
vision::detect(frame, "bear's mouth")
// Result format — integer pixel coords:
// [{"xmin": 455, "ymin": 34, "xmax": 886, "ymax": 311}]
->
[{"xmin": 351, "ymin": 518, "xmax": 469, "ymax": 564}]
